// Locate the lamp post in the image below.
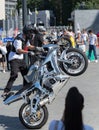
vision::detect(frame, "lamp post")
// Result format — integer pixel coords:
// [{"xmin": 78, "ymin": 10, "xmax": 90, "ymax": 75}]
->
[
  {"xmin": 5, "ymin": 14, "xmax": 8, "ymax": 37},
  {"xmin": 34, "ymin": 8, "xmax": 38, "ymax": 27}
]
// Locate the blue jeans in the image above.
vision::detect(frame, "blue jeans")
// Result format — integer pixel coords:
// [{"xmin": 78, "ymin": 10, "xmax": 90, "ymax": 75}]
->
[{"xmin": 88, "ymin": 45, "xmax": 97, "ymax": 60}]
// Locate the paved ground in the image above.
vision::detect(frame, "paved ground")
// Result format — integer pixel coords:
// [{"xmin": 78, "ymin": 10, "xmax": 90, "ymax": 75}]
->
[{"xmin": 0, "ymin": 60, "xmax": 99, "ymax": 130}]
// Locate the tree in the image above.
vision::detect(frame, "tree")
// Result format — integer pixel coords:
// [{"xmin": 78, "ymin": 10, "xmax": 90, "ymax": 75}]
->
[{"xmin": 16, "ymin": 0, "xmax": 22, "ymax": 15}]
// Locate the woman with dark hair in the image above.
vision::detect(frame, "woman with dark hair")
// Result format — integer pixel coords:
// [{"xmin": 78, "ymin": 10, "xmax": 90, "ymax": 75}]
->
[{"xmin": 49, "ymin": 87, "xmax": 93, "ymax": 130}]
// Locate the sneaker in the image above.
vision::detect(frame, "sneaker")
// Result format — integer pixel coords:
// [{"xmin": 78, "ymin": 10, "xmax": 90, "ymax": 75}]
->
[
  {"xmin": 1, "ymin": 92, "xmax": 14, "ymax": 100},
  {"xmin": 1, "ymin": 92, "xmax": 9, "ymax": 99},
  {"xmin": 95, "ymin": 60, "xmax": 98, "ymax": 63}
]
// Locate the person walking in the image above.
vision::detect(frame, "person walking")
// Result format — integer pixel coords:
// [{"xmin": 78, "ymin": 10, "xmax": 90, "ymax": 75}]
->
[
  {"xmin": 49, "ymin": 87, "xmax": 94, "ymax": 130},
  {"xmin": 2, "ymin": 24, "xmax": 35, "ymax": 99},
  {"xmin": 88, "ymin": 30, "xmax": 98, "ymax": 63}
]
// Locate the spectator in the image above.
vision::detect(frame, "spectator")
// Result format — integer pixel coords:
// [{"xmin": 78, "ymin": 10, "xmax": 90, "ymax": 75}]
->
[
  {"xmin": 76, "ymin": 32, "xmax": 86, "ymax": 53},
  {"xmin": 0, "ymin": 50, "xmax": 6, "ymax": 73},
  {"xmin": 88, "ymin": 30, "xmax": 98, "ymax": 63},
  {"xmin": 96, "ymin": 32, "xmax": 99, "ymax": 45},
  {"xmin": 49, "ymin": 87, "xmax": 94, "ymax": 130},
  {"xmin": 81, "ymin": 29, "xmax": 88, "ymax": 46},
  {"xmin": 62, "ymin": 29, "xmax": 75, "ymax": 48},
  {"xmin": 0, "ymin": 40, "xmax": 7, "ymax": 73}
]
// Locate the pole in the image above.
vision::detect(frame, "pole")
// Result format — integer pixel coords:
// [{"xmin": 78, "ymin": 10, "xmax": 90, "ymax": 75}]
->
[
  {"xmin": 5, "ymin": 15, "xmax": 7, "ymax": 37},
  {"xmin": 34, "ymin": 8, "xmax": 37, "ymax": 27},
  {"xmin": 22, "ymin": 0, "xmax": 29, "ymax": 66},
  {"xmin": 22, "ymin": 0, "xmax": 28, "ymax": 26}
]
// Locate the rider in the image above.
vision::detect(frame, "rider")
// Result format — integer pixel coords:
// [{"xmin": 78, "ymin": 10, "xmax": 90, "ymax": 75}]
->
[
  {"xmin": 29, "ymin": 26, "xmax": 48, "ymax": 65},
  {"xmin": 2, "ymin": 24, "xmax": 35, "ymax": 99}
]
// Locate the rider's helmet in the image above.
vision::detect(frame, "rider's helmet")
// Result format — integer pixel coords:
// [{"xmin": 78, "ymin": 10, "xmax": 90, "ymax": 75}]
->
[
  {"xmin": 23, "ymin": 24, "xmax": 34, "ymax": 39},
  {"xmin": 23, "ymin": 24, "xmax": 34, "ymax": 34}
]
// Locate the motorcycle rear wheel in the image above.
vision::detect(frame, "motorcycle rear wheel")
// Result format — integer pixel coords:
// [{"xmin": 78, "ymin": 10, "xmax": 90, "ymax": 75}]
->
[
  {"xmin": 58, "ymin": 36, "xmax": 73, "ymax": 48},
  {"xmin": 59, "ymin": 48, "xmax": 88, "ymax": 76},
  {"xmin": 19, "ymin": 103, "xmax": 48, "ymax": 129}
]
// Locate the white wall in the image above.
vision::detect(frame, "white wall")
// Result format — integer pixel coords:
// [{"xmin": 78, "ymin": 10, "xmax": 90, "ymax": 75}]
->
[{"xmin": 0, "ymin": 0, "xmax": 5, "ymax": 20}]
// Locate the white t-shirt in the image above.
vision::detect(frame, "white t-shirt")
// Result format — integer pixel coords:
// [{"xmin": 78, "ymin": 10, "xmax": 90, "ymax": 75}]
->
[
  {"xmin": 8, "ymin": 34, "xmax": 30, "ymax": 61},
  {"xmin": 49, "ymin": 120, "xmax": 94, "ymax": 130},
  {"xmin": 81, "ymin": 33, "xmax": 88, "ymax": 41},
  {"xmin": 88, "ymin": 34, "xmax": 97, "ymax": 45}
]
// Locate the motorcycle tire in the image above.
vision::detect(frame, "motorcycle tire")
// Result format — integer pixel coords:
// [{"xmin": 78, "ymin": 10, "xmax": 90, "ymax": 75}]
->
[
  {"xmin": 59, "ymin": 48, "xmax": 88, "ymax": 76},
  {"xmin": 19, "ymin": 103, "xmax": 48, "ymax": 129},
  {"xmin": 58, "ymin": 36, "xmax": 73, "ymax": 48}
]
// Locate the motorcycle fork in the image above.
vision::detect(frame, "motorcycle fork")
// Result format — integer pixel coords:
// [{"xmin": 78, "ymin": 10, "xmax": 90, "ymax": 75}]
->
[
  {"xmin": 28, "ymin": 82, "xmax": 47, "ymax": 114},
  {"xmin": 30, "ymin": 94, "xmax": 40, "ymax": 114}
]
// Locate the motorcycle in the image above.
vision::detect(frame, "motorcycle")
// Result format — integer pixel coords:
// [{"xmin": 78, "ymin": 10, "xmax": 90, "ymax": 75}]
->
[{"xmin": 3, "ymin": 43, "xmax": 88, "ymax": 129}]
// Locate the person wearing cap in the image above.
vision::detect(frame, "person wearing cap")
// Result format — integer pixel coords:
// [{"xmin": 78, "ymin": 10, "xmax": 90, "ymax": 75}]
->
[{"xmin": 2, "ymin": 25, "xmax": 35, "ymax": 99}]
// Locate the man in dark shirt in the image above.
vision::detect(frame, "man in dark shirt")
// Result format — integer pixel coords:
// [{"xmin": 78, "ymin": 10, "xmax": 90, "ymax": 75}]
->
[
  {"xmin": 29, "ymin": 26, "xmax": 47, "ymax": 64},
  {"xmin": 33, "ymin": 26, "xmax": 47, "ymax": 47}
]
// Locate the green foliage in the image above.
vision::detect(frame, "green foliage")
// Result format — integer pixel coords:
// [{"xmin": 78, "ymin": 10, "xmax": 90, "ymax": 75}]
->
[
  {"xmin": 74, "ymin": 0, "xmax": 99, "ymax": 9},
  {"xmin": 27, "ymin": 0, "xmax": 43, "ymax": 11}
]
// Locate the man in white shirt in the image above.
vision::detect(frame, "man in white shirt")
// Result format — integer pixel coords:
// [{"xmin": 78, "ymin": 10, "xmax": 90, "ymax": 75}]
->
[
  {"xmin": 88, "ymin": 30, "xmax": 98, "ymax": 63},
  {"xmin": 2, "ymin": 25, "xmax": 35, "ymax": 99}
]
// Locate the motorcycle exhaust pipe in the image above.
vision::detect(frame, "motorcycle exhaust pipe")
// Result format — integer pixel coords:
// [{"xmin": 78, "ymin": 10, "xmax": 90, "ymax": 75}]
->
[{"xmin": 39, "ymin": 98, "xmax": 49, "ymax": 106}]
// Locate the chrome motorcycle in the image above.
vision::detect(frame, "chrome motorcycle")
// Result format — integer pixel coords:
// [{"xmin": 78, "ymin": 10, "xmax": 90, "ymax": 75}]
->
[{"xmin": 3, "ymin": 43, "xmax": 88, "ymax": 129}]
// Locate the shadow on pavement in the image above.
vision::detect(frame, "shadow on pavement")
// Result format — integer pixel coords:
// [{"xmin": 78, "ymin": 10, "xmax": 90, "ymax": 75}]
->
[
  {"xmin": 0, "ymin": 115, "xmax": 25, "ymax": 130},
  {"xmin": 0, "ymin": 85, "xmax": 23, "ymax": 92}
]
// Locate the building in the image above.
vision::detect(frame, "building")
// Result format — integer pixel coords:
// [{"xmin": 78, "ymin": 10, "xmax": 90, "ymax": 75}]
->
[
  {"xmin": 0, "ymin": 0, "xmax": 5, "ymax": 32},
  {"xmin": 5, "ymin": 0, "xmax": 17, "ymax": 15},
  {"xmin": 30, "ymin": 10, "xmax": 55, "ymax": 28},
  {"xmin": 0, "ymin": 0, "xmax": 5, "ymax": 20},
  {"xmin": 70, "ymin": 10, "xmax": 99, "ymax": 34},
  {"xmin": 0, "ymin": 0, "xmax": 18, "ymax": 37}
]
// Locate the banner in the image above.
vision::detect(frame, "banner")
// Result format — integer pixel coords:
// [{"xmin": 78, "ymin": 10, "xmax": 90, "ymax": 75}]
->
[{"xmin": 3, "ymin": 37, "xmax": 14, "ymax": 43}]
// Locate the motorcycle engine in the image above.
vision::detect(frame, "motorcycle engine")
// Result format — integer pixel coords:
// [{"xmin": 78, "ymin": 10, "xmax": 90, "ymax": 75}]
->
[{"xmin": 43, "ymin": 76, "xmax": 56, "ymax": 88}]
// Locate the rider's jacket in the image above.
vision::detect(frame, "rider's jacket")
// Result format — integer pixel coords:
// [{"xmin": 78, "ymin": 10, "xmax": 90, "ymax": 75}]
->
[{"xmin": 8, "ymin": 34, "xmax": 29, "ymax": 61}]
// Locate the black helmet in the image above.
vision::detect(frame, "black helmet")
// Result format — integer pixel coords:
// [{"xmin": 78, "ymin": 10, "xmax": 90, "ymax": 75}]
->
[{"xmin": 23, "ymin": 24, "xmax": 34, "ymax": 34}]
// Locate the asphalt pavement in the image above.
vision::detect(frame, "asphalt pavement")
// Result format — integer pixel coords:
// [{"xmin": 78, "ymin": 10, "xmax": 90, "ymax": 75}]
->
[{"xmin": 0, "ymin": 60, "xmax": 99, "ymax": 130}]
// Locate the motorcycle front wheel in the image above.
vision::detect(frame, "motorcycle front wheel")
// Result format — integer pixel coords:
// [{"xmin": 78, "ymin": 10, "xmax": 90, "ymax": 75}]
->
[
  {"xmin": 19, "ymin": 103, "xmax": 48, "ymax": 129},
  {"xmin": 59, "ymin": 48, "xmax": 88, "ymax": 76}
]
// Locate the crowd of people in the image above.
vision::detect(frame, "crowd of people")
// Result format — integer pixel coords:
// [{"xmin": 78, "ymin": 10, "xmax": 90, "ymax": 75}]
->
[
  {"xmin": 0, "ymin": 26, "xmax": 99, "ymax": 74},
  {"xmin": 50, "ymin": 27, "xmax": 99, "ymax": 63}
]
